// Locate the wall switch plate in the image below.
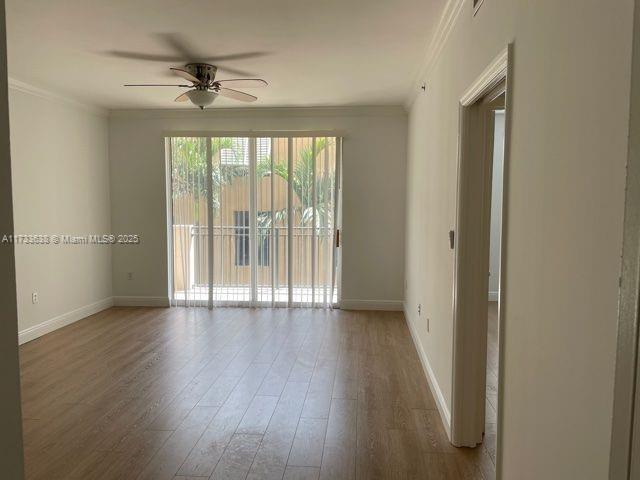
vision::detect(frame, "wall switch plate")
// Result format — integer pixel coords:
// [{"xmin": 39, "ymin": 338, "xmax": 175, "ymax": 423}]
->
[
  {"xmin": 427, "ymin": 318, "xmax": 430, "ymax": 332},
  {"xmin": 31, "ymin": 292, "xmax": 38, "ymax": 304}
]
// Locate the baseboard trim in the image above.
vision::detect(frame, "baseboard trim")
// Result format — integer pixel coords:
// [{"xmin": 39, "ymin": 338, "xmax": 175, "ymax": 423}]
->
[
  {"xmin": 18, "ymin": 297, "xmax": 114, "ymax": 345},
  {"xmin": 403, "ymin": 302, "xmax": 452, "ymax": 439},
  {"xmin": 488, "ymin": 291, "xmax": 499, "ymax": 302},
  {"xmin": 113, "ymin": 296, "xmax": 171, "ymax": 307},
  {"xmin": 340, "ymin": 299, "xmax": 403, "ymax": 311}
]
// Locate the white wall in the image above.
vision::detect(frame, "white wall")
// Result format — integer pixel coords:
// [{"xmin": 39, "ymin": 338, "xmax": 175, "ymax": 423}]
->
[
  {"xmin": 488, "ymin": 111, "xmax": 504, "ymax": 301},
  {"xmin": 9, "ymin": 86, "xmax": 112, "ymax": 340},
  {"xmin": 108, "ymin": 107, "xmax": 407, "ymax": 308},
  {"xmin": 404, "ymin": 1, "xmax": 633, "ymax": 478}
]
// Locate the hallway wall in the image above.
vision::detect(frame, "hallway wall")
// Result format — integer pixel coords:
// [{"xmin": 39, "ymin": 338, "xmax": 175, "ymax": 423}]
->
[
  {"xmin": 404, "ymin": 0, "xmax": 634, "ymax": 478},
  {"xmin": 488, "ymin": 111, "xmax": 504, "ymax": 301}
]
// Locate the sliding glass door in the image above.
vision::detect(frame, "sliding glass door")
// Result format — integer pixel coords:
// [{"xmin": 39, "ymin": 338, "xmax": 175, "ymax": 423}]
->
[{"xmin": 169, "ymin": 135, "xmax": 341, "ymax": 308}]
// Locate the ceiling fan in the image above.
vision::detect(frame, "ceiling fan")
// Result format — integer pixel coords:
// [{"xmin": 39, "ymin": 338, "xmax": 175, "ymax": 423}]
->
[{"xmin": 124, "ymin": 63, "xmax": 267, "ymax": 109}]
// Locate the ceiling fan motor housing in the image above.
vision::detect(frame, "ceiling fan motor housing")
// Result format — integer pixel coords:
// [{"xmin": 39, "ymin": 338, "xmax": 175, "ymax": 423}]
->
[{"xmin": 185, "ymin": 63, "xmax": 217, "ymax": 86}]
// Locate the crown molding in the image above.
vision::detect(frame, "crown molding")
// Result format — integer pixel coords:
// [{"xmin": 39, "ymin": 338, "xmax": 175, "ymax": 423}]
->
[
  {"xmin": 459, "ymin": 46, "xmax": 508, "ymax": 106},
  {"xmin": 7, "ymin": 83, "xmax": 405, "ymax": 121},
  {"xmin": 8, "ymin": 77, "xmax": 108, "ymax": 117},
  {"xmin": 404, "ymin": 0, "xmax": 466, "ymax": 109},
  {"xmin": 108, "ymin": 104, "xmax": 407, "ymax": 120}
]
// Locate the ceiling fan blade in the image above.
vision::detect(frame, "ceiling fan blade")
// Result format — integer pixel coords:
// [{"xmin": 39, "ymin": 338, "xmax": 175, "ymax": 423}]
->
[
  {"xmin": 215, "ymin": 79, "xmax": 268, "ymax": 88},
  {"xmin": 153, "ymin": 34, "xmax": 269, "ymax": 64},
  {"xmin": 124, "ymin": 84, "xmax": 191, "ymax": 87},
  {"xmin": 105, "ymin": 34, "xmax": 269, "ymax": 65},
  {"xmin": 174, "ymin": 92, "xmax": 190, "ymax": 102},
  {"xmin": 218, "ymin": 88, "xmax": 257, "ymax": 103},
  {"xmin": 201, "ymin": 51, "xmax": 268, "ymax": 62},
  {"xmin": 104, "ymin": 51, "xmax": 185, "ymax": 62},
  {"xmin": 215, "ymin": 65, "xmax": 258, "ymax": 77},
  {"xmin": 170, "ymin": 68, "xmax": 200, "ymax": 84},
  {"xmin": 155, "ymin": 33, "xmax": 198, "ymax": 59}
]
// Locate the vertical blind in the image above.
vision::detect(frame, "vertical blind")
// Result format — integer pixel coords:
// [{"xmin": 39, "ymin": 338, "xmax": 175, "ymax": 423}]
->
[{"xmin": 169, "ymin": 135, "xmax": 342, "ymax": 308}]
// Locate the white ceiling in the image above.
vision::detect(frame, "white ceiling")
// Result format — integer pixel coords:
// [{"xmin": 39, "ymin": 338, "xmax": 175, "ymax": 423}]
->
[{"xmin": 6, "ymin": 0, "xmax": 445, "ymax": 109}]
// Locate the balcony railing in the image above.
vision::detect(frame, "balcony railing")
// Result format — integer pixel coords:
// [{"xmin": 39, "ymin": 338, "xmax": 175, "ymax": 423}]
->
[{"xmin": 172, "ymin": 224, "xmax": 336, "ymax": 305}]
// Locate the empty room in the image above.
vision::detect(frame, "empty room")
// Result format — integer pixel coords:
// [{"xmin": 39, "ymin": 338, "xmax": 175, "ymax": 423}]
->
[{"xmin": 1, "ymin": 0, "xmax": 640, "ymax": 479}]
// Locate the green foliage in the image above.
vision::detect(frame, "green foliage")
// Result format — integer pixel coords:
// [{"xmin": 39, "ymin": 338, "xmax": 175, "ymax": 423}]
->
[
  {"xmin": 172, "ymin": 137, "xmax": 246, "ymax": 212},
  {"xmin": 261, "ymin": 137, "xmax": 335, "ymax": 228},
  {"xmin": 172, "ymin": 137, "xmax": 336, "ymax": 229},
  {"xmin": 171, "ymin": 137, "xmax": 208, "ymax": 197}
]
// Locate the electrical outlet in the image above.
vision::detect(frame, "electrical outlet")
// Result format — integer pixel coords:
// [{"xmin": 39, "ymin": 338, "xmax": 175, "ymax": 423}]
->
[
  {"xmin": 31, "ymin": 292, "xmax": 38, "ymax": 304},
  {"xmin": 417, "ymin": 303, "xmax": 421, "ymax": 316},
  {"xmin": 127, "ymin": 272, "xmax": 133, "ymax": 280}
]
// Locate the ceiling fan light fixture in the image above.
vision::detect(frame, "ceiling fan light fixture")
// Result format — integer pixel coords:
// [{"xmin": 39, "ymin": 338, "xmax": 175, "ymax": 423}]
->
[
  {"xmin": 123, "ymin": 62, "xmax": 266, "ymax": 107},
  {"xmin": 186, "ymin": 89, "xmax": 217, "ymax": 110}
]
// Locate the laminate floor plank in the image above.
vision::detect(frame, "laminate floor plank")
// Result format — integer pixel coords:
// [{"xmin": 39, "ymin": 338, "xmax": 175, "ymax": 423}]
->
[
  {"xmin": 176, "ymin": 363, "xmax": 270, "ymax": 477},
  {"xmin": 210, "ymin": 433, "xmax": 263, "ymax": 480},
  {"xmin": 136, "ymin": 406, "xmax": 219, "ymax": 480},
  {"xmin": 319, "ymin": 398, "xmax": 356, "ymax": 480},
  {"xmin": 236, "ymin": 395, "xmax": 280, "ymax": 435},
  {"xmin": 20, "ymin": 306, "xmax": 493, "ymax": 480},
  {"xmin": 287, "ymin": 418, "xmax": 328, "ymax": 467},
  {"xmin": 284, "ymin": 466, "xmax": 320, "ymax": 480},
  {"xmin": 247, "ymin": 381, "xmax": 309, "ymax": 479},
  {"xmin": 485, "ymin": 302, "xmax": 499, "ymax": 473}
]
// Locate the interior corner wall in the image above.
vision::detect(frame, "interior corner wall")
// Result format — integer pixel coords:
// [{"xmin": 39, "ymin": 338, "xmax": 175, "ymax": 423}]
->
[
  {"xmin": 404, "ymin": 1, "xmax": 633, "ymax": 478},
  {"xmin": 9, "ymin": 87, "xmax": 112, "ymax": 340},
  {"xmin": 108, "ymin": 107, "xmax": 407, "ymax": 308}
]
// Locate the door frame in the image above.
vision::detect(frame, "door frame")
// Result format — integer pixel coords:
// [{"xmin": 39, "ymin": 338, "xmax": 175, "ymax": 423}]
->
[
  {"xmin": 450, "ymin": 45, "xmax": 513, "ymax": 477},
  {"xmin": 165, "ymin": 132, "xmax": 343, "ymax": 308},
  {"xmin": 610, "ymin": 0, "xmax": 640, "ymax": 476}
]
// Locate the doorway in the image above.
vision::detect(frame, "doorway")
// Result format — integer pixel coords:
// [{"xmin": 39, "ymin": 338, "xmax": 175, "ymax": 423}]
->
[
  {"xmin": 610, "ymin": 0, "xmax": 640, "ymax": 476},
  {"xmin": 485, "ymin": 107, "xmax": 505, "ymax": 469},
  {"xmin": 450, "ymin": 46, "xmax": 512, "ymax": 479},
  {"xmin": 167, "ymin": 135, "xmax": 342, "ymax": 308}
]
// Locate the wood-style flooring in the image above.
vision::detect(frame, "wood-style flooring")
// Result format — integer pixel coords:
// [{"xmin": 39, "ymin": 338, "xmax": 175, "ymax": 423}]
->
[
  {"xmin": 20, "ymin": 307, "xmax": 495, "ymax": 479},
  {"xmin": 484, "ymin": 302, "xmax": 499, "ymax": 470}
]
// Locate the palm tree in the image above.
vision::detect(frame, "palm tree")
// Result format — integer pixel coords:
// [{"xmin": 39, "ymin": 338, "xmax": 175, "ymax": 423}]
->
[
  {"xmin": 257, "ymin": 137, "xmax": 335, "ymax": 230},
  {"xmin": 172, "ymin": 137, "xmax": 250, "ymax": 213},
  {"xmin": 172, "ymin": 137, "xmax": 336, "ymax": 229}
]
